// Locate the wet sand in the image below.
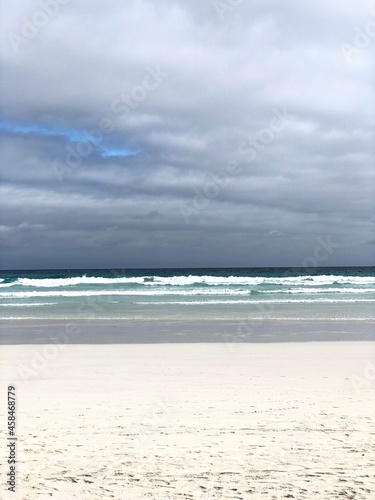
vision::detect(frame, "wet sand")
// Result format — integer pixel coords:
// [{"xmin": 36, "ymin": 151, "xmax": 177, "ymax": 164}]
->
[{"xmin": 1, "ymin": 319, "xmax": 374, "ymax": 344}]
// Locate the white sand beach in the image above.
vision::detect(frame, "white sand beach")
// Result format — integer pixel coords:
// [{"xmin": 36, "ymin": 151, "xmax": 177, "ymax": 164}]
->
[{"xmin": 0, "ymin": 341, "xmax": 374, "ymax": 499}]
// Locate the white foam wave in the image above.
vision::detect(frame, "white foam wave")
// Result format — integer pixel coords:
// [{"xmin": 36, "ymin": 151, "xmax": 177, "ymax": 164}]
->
[
  {"xmin": 0, "ymin": 302, "xmax": 58, "ymax": 307},
  {"xmin": 1, "ymin": 285, "xmax": 375, "ymax": 299},
  {"xmin": 2, "ymin": 276, "xmax": 148, "ymax": 287},
  {"xmin": 260, "ymin": 287, "xmax": 375, "ymax": 294},
  {"xmin": 135, "ymin": 299, "xmax": 375, "ymax": 305},
  {"xmin": 0, "ymin": 289, "xmax": 249, "ymax": 299},
  {"xmin": 1, "ymin": 274, "xmax": 375, "ymax": 288}
]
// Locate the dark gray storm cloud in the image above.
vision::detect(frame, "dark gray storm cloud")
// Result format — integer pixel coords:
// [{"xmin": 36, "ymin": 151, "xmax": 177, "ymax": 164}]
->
[{"xmin": 0, "ymin": 0, "xmax": 374, "ymax": 269}]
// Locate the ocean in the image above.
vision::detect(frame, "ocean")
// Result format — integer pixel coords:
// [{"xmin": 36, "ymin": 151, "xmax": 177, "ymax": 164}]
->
[{"xmin": 0, "ymin": 267, "xmax": 374, "ymax": 321}]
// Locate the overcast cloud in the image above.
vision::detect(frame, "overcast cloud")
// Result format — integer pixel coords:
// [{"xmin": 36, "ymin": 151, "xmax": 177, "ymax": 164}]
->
[{"xmin": 0, "ymin": 0, "xmax": 374, "ymax": 269}]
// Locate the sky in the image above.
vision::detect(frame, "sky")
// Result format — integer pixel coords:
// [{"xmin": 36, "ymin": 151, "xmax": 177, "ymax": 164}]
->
[{"xmin": 0, "ymin": 0, "xmax": 374, "ymax": 269}]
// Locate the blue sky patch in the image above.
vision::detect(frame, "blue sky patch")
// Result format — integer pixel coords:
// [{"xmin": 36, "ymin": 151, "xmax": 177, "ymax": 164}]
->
[{"xmin": 0, "ymin": 120, "xmax": 140, "ymax": 159}]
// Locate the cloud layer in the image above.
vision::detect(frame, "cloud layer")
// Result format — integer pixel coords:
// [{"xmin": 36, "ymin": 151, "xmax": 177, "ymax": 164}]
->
[{"xmin": 1, "ymin": 0, "xmax": 374, "ymax": 269}]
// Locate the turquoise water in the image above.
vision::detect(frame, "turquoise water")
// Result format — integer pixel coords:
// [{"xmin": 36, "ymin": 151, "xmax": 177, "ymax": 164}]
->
[{"xmin": 0, "ymin": 267, "xmax": 374, "ymax": 320}]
